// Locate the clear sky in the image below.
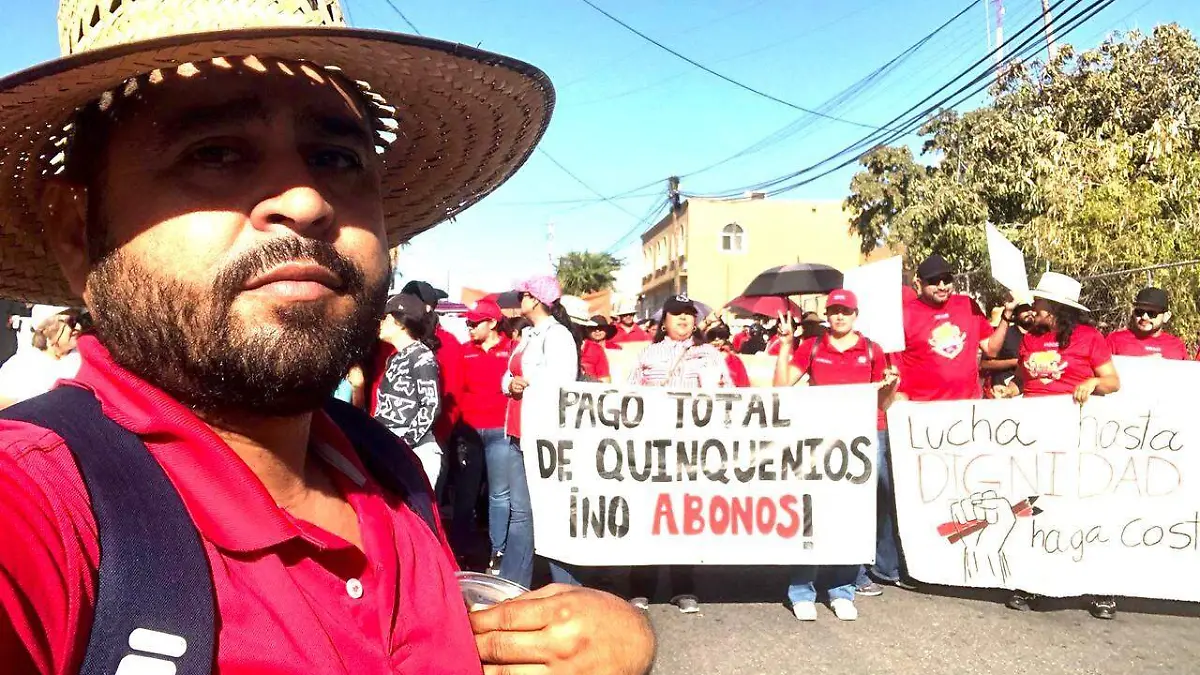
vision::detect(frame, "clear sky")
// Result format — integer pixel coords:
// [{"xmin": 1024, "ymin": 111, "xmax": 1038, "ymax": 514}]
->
[{"xmin": 1, "ymin": 0, "xmax": 1195, "ymax": 298}]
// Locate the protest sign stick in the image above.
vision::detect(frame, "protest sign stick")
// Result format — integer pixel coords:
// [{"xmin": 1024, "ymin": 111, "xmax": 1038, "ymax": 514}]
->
[{"xmin": 937, "ymin": 496, "xmax": 1043, "ymax": 544}]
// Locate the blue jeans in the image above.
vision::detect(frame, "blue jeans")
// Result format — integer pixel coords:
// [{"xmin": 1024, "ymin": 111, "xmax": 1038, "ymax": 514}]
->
[
  {"xmin": 549, "ymin": 561, "xmax": 582, "ymax": 586},
  {"xmin": 487, "ymin": 435, "xmax": 534, "ymax": 589},
  {"xmin": 788, "ymin": 565, "xmax": 857, "ymax": 604},
  {"xmin": 870, "ymin": 430, "xmax": 904, "ymax": 582}
]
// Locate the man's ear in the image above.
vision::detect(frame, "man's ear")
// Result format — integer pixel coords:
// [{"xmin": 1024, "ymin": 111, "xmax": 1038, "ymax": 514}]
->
[
  {"xmin": 39, "ymin": 179, "xmax": 91, "ymax": 299},
  {"xmin": 1164, "ymin": 310, "xmax": 1173, "ymax": 324}
]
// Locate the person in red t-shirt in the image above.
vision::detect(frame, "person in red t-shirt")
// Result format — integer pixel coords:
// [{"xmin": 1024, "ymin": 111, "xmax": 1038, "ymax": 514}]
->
[
  {"xmin": 1006, "ymin": 273, "xmax": 1121, "ymax": 621},
  {"xmin": 895, "ymin": 254, "xmax": 1014, "ymax": 402},
  {"xmin": 610, "ymin": 309, "xmax": 651, "ymax": 344},
  {"xmin": 1106, "ymin": 287, "xmax": 1188, "ymax": 360},
  {"xmin": 0, "ymin": 9, "xmax": 655, "ymax": 673},
  {"xmin": 774, "ymin": 290, "xmax": 901, "ymax": 620},
  {"xmin": 704, "ymin": 324, "xmax": 751, "ymax": 387},
  {"xmin": 582, "ymin": 315, "xmax": 618, "ymax": 382},
  {"xmin": 453, "ymin": 300, "xmax": 513, "ymax": 562}
]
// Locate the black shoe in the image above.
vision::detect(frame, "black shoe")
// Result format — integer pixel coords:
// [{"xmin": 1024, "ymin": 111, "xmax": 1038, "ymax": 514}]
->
[
  {"xmin": 1007, "ymin": 591, "xmax": 1038, "ymax": 611},
  {"xmin": 1090, "ymin": 597, "xmax": 1117, "ymax": 620},
  {"xmin": 486, "ymin": 550, "xmax": 504, "ymax": 576}
]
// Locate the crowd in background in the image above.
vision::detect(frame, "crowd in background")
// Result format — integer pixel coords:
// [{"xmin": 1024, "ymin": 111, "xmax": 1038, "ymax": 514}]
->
[{"xmin": 0, "ymin": 251, "xmax": 1189, "ymax": 624}]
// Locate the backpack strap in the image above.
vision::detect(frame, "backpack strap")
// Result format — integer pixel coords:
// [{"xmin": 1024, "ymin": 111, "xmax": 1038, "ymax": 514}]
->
[
  {"xmin": 2, "ymin": 386, "xmax": 215, "ymax": 675},
  {"xmin": 324, "ymin": 397, "xmax": 439, "ymax": 536}
]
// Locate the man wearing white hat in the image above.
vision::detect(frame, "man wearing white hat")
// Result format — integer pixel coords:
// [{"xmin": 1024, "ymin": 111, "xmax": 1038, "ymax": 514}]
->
[
  {"xmin": 0, "ymin": 2, "xmax": 653, "ymax": 674},
  {"xmin": 1006, "ymin": 272, "xmax": 1121, "ymax": 620}
]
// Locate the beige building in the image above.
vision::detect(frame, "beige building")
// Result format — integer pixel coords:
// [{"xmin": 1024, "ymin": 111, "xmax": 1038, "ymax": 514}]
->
[{"xmin": 639, "ymin": 196, "xmax": 867, "ymax": 315}]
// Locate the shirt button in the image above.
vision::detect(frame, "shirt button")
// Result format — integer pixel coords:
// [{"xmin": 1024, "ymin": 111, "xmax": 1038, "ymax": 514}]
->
[{"xmin": 346, "ymin": 578, "xmax": 364, "ymax": 599}]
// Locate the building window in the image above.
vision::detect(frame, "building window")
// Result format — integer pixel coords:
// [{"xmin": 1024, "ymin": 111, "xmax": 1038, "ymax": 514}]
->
[{"xmin": 721, "ymin": 223, "xmax": 745, "ymax": 253}]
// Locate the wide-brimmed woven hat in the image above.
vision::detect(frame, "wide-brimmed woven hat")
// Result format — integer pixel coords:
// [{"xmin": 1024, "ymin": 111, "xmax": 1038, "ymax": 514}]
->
[{"xmin": 0, "ymin": 0, "xmax": 554, "ymax": 304}]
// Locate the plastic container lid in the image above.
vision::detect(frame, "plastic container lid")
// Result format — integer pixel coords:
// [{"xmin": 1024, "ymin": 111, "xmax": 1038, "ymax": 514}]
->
[{"xmin": 456, "ymin": 571, "xmax": 529, "ymax": 611}]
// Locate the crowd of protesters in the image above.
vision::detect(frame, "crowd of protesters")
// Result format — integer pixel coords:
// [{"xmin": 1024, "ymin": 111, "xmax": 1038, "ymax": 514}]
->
[{"xmin": 300, "ymin": 246, "xmax": 1200, "ymax": 627}]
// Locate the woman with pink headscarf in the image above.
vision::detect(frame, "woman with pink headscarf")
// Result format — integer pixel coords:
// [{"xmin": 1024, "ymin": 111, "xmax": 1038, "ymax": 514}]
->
[{"xmin": 495, "ymin": 275, "xmax": 581, "ymax": 588}]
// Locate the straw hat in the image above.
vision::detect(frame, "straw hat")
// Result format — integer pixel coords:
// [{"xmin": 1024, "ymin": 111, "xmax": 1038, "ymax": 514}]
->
[
  {"xmin": 0, "ymin": 0, "xmax": 554, "ymax": 303},
  {"xmin": 1030, "ymin": 272, "xmax": 1089, "ymax": 311}
]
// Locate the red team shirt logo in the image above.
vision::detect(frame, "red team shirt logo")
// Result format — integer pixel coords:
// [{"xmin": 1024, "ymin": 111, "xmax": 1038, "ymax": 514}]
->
[{"xmin": 928, "ymin": 321, "xmax": 967, "ymax": 359}]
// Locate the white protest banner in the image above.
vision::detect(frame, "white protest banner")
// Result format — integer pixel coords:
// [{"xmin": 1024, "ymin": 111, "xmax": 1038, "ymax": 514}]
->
[
  {"xmin": 889, "ymin": 358, "xmax": 1200, "ymax": 601},
  {"xmin": 842, "ymin": 255, "xmax": 905, "ymax": 353},
  {"xmin": 522, "ymin": 382, "xmax": 879, "ymax": 566},
  {"xmin": 985, "ymin": 223, "xmax": 1030, "ymax": 293}
]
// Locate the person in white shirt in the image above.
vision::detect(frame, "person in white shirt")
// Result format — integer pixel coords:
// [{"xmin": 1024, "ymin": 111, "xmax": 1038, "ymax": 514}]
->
[
  {"xmin": 497, "ymin": 275, "xmax": 580, "ymax": 588},
  {"xmin": 0, "ymin": 309, "xmax": 83, "ymax": 409}
]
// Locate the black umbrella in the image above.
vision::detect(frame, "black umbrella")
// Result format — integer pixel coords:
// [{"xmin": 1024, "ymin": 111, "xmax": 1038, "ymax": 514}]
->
[{"xmin": 741, "ymin": 263, "xmax": 844, "ymax": 297}]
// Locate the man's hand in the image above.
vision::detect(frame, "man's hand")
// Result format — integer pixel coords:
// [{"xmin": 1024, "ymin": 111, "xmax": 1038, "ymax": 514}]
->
[
  {"xmin": 1074, "ymin": 377, "xmax": 1099, "ymax": 405},
  {"xmin": 509, "ymin": 376, "xmax": 530, "ymax": 397},
  {"xmin": 472, "ymin": 584, "xmax": 655, "ymax": 675}
]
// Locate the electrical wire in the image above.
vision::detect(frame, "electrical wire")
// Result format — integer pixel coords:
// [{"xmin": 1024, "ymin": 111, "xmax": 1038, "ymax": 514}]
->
[
  {"xmin": 381, "ymin": 0, "xmax": 422, "ymax": 35},
  {"xmin": 536, "ymin": 148, "xmax": 645, "ymax": 220},
  {"xmin": 604, "ymin": 195, "xmax": 672, "ymax": 254},
  {"xmin": 752, "ymin": 0, "xmax": 1119, "ymax": 197},
  {"xmin": 692, "ymin": 0, "xmax": 1112, "ymax": 199},
  {"xmin": 576, "ymin": 0, "xmax": 890, "ymax": 131}
]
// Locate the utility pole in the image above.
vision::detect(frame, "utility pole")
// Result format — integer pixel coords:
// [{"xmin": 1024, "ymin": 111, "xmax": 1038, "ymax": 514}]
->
[
  {"xmin": 668, "ymin": 176, "xmax": 682, "ymax": 295},
  {"xmin": 992, "ymin": 0, "xmax": 1005, "ymax": 85},
  {"xmin": 1040, "ymin": 0, "xmax": 1056, "ymax": 60},
  {"xmin": 546, "ymin": 221, "xmax": 556, "ymax": 274}
]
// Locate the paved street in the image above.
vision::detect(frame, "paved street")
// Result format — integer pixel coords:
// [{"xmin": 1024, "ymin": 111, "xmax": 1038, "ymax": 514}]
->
[{"xmin": 642, "ymin": 568, "xmax": 1200, "ymax": 675}]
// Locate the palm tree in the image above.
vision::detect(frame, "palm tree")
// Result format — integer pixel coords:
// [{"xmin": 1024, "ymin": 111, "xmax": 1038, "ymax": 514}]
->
[{"xmin": 556, "ymin": 251, "xmax": 623, "ymax": 296}]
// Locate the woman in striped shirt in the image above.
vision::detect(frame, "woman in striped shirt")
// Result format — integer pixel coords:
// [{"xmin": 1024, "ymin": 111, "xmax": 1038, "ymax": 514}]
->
[{"xmin": 627, "ymin": 295, "xmax": 732, "ymax": 614}]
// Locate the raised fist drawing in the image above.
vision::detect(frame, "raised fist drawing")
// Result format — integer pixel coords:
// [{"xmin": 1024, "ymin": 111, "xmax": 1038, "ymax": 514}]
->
[{"xmin": 950, "ymin": 490, "xmax": 1015, "ymax": 585}]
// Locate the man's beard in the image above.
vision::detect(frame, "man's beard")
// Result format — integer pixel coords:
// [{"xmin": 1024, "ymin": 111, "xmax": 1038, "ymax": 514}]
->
[{"xmin": 87, "ymin": 237, "xmax": 388, "ymax": 418}]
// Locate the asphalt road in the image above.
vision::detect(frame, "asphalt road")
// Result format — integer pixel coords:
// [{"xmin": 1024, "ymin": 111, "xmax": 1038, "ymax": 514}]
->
[{"xmin": 640, "ymin": 568, "xmax": 1200, "ymax": 675}]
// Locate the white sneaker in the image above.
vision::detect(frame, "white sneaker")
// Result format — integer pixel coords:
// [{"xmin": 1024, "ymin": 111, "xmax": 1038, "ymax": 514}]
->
[
  {"xmin": 630, "ymin": 597, "xmax": 650, "ymax": 611},
  {"xmin": 792, "ymin": 601, "xmax": 818, "ymax": 621},
  {"xmin": 830, "ymin": 598, "xmax": 858, "ymax": 621}
]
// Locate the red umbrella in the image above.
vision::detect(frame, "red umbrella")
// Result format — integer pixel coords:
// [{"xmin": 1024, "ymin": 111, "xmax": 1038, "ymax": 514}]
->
[{"xmin": 727, "ymin": 295, "xmax": 803, "ymax": 318}]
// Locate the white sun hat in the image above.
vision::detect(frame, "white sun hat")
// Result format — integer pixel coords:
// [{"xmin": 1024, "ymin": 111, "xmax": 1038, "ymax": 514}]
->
[
  {"xmin": 1030, "ymin": 272, "xmax": 1089, "ymax": 312},
  {"xmin": 560, "ymin": 295, "xmax": 596, "ymax": 326}
]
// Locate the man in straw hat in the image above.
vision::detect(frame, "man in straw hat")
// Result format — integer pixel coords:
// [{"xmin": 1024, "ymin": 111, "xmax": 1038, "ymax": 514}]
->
[{"xmin": 0, "ymin": 2, "xmax": 654, "ymax": 674}]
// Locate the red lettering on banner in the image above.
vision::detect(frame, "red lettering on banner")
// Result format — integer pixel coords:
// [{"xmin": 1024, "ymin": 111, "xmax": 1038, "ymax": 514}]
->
[
  {"xmin": 775, "ymin": 495, "xmax": 800, "ymax": 538},
  {"xmin": 683, "ymin": 494, "xmax": 705, "ymax": 535},
  {"xmin": 652, "ymin": 493, "xmax": 678, "ymax": 535}
]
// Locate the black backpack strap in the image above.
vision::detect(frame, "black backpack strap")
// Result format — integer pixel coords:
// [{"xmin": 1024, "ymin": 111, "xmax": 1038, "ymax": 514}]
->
[
  {"xmin": 323, "ymin": 398, "xmax": 439, "ymax": 536},
  {"xmin": 3, "ymin": 386, "xmax": 215, "ymax": 675}
]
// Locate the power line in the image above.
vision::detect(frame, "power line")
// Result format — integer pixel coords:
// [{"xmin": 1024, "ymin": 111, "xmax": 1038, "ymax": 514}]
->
[
  {"xmin": 381, "ymin": 0, "xmax": 422, "ymax": 35},
  {"xmin": 750, "ymin": 0, "xmax": 1119, "ymax": 198},
  {"xmin": 537, "ymin": 148, "xmax": 644, "ymax": 220},
  {"xmin": 694, "ymin": 0, "xmax": 1110, "ymax": 199},
  {"xmin": 575, "ymin": 0, "xmax": 890, "ymax": 131}
]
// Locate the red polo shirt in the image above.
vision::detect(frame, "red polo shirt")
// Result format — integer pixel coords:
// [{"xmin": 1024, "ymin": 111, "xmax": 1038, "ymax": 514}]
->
[
  {"xmin": 896, "ymin": 294, "xmax": 993, "ymax": 401},
  {"xmin": 1020, "ymin": 325, "xmax": 1112, "ymax": 398},
  {"xmin": 611, "ymin": 324, "xmax": 650, "ymax": 344},
  {"xmin": 792, "ymin": 333, "xmax": 888, "ymax": 430},
  {"xmin": 580, "ymin": 340, "xmax": 612, "ymax": 381},
  {"xmin": 1105, "ymin": 328, "xmax": 1188, "ymax": 360},
  {"xmin": 460, "ymin": 336, "xmax": 513, "ymax": 430},
  {"xmin": 0, "ymin": 337, "xmax": 481, "ymax": 675}
]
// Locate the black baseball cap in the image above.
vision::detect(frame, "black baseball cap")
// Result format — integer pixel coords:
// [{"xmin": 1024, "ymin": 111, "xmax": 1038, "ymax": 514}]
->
[
  {"xmin": 401, "ymin": 280, "xmax": 449, "ymax": 307},
  {"xmin": 384, "ymin": 293, "xmax": 427, "ymax": 319},
  {"xmin": 1133, "ymin": 287, "xmax": 1169, "ymax": 312},
  {"xmin": 663, "ymin": 295, "xmax": 698, "ymax": 316},
  {"xmin": 917, "ymin": 254, "xmax": 954, "ymax": 281}
]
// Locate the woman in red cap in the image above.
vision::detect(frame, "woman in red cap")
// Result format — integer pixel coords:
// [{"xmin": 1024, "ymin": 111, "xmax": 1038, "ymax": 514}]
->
[
  {"xmin": 499, "ymin": 276, "xmax": 581, "ymax": 588},
  {"xmin": 774, "ymin": 288, "xmax": 901, "ymax": 622}
]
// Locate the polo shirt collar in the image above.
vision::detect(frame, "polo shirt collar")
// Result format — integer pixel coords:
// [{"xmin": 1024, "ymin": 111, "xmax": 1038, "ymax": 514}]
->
[
  {"xmin": 822, "ymin": 331, "xmax": 868, "ymax": 354},
  {"xmin": 67, "ymin": 335, "xmax": 366, "ymax": 553}
]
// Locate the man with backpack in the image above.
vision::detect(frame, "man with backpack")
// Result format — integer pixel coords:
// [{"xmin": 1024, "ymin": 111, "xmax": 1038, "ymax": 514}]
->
[
  {"xmin": 773, "ymin": 289, "xmax": 902, "ymax": 619},
  {"xmin": 0, "ymin": 1, "xmax": 654, "ymax": 674}
]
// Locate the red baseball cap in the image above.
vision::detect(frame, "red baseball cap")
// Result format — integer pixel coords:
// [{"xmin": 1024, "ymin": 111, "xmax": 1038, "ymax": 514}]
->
[
  {"xmin": 466, "ymin": 300, "xmax": 503, "ymax": 323},
  {"xmin": 826, "ymin": 289, "xmax": 858, "ymax": 311}
]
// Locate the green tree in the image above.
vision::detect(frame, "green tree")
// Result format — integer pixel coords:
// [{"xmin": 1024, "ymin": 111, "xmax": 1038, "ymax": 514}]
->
[
  {"xmin": 556, "ymin": 251, "xmax": 623, "ymax": 296},
  {"xmin": 846, "ymin": 25, "xmax": 1200, "ymax": 343}
]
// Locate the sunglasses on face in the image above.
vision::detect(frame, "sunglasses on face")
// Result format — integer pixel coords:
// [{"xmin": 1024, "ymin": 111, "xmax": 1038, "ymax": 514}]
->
[
  {"xmin": 466, "ymin": 320, "xmax": 485, "ymax": 329},
  {"xmin": 924, "ymin": 276, "xmax": 954, "ymax": 287},
  {"xmin": 1133, "ymin": 308, "xmax": 1162, "ymax": 320}
]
